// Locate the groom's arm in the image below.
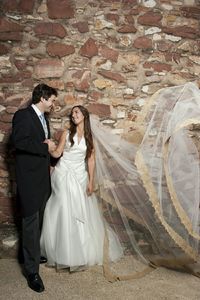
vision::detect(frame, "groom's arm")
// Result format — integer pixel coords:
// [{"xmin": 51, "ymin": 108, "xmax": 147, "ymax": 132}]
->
[
  {"xmin": 47, "ymin": 129, "xmax": 67, "ymax": 158},
  {"xmin": 12, "ymin": 109, "xmax": 49, "ymax": 156}
]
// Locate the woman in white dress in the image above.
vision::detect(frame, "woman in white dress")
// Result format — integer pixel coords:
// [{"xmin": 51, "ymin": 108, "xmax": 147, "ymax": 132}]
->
[{"xmin": 40, "ymin": 105, "xmax": 123, "ymax": 270}]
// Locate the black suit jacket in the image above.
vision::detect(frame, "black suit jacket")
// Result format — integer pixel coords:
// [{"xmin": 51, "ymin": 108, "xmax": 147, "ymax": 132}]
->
[{"xmin": 12, "ymin": 106, "xmax": 51, "ymax": 217}]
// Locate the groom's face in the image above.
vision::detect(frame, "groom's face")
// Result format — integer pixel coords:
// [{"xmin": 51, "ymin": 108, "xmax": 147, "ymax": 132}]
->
[{"xmin": 41, "ymin": 95, "xmax": 56, "ymax": 113}]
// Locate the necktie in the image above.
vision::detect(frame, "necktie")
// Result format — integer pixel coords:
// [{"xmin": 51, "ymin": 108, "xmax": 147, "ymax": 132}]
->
[{"xmin": 39, "ymin": 114, "xmax": 48, "ymax": 139}]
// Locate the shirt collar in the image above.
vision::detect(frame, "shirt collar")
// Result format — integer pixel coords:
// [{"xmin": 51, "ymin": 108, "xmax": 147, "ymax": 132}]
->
[{"xmin": 31, "ymin": 104, "xmax": 43, "ymax": 117}]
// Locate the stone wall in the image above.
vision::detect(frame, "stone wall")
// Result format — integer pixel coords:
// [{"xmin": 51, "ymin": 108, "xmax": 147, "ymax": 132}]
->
[{"xmin": 0, "ymin": 0, "xmax": 200, "ymax": 223}]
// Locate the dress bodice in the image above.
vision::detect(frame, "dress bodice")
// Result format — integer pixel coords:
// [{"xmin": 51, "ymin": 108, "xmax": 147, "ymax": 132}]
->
[
  {"xmin": 63, "ymin": 132, "xmax": 86, "ymax": 159},
  {"xmin": 56, "ymin": 132, "xmax": 87, "ymax": 176}
]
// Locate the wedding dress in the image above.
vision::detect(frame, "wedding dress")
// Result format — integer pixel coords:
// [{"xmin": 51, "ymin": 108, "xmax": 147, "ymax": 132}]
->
[{"xmin": 40, "ymin": 132, "xmax": 123, "ymax": 270}]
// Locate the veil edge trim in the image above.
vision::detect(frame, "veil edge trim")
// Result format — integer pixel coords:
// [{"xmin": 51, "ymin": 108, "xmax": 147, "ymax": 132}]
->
[
  {"xmin": 163, "ymin": 118, "xmax": 200, "ymax": 241},
  {"xmin": 135, "ymin": 150, "xmax": 198, "ymax": 262}
]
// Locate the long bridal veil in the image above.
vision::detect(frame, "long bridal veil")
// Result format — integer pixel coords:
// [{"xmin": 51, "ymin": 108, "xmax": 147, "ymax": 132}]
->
[{"xmin": 90, "ymin": 82, "xmax": 200, "ymax": 281}]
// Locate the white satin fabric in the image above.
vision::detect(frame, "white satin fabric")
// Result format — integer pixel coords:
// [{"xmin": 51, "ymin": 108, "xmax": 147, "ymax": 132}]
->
[{"xmin": 40, "ymin": 133, "xmax": 123, "ymax": 269}]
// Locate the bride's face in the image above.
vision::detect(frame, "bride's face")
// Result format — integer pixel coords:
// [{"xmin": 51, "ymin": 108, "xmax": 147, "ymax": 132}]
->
[{"xmin": 71, "ymin": 107, "xmax": 84, "ymax": 125}]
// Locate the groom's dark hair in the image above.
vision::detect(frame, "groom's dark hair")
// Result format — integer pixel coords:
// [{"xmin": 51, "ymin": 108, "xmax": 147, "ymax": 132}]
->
[{"xmin": 31, "ymin": 83, "xmax": 57, "ymax": 104}]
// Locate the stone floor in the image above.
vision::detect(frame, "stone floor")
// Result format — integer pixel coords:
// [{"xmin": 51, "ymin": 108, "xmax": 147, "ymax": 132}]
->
[
  {"xmin": 1, "ymin": 224, "xmax": 200, "ymax": 299},
  {"xmin": 1, "ymin": 257, "xmax": 200, "ymax": 300}
]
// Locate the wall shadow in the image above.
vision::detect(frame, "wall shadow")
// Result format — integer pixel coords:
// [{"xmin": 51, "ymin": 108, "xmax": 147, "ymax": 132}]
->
[{"xmin": 4, "ymin": 132, "xmax": 23, "ymax": 264}]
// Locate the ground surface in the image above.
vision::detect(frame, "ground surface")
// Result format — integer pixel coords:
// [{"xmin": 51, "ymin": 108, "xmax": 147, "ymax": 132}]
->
[{"xmin": 0, "ymin": 258, "xmax": 200, "ymax": 300}]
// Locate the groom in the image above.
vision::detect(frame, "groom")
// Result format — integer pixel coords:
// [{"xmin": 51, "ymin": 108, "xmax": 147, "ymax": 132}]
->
[{"xmin": 12, "ymin": 83, "xmax": 57, "ymax": 293}]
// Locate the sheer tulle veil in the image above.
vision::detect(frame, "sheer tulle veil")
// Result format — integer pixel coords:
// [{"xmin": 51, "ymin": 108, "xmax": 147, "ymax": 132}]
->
[{"xmin": 90, "ymin": 82, "xmax": 200, "ymax": 281}]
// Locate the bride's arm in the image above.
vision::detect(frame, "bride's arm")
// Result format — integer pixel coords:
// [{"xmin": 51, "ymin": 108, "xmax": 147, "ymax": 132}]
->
[
  {"xmin": 49, "ymin": 130, "xmax": 67, "ymax": 158},
  {"xmin": 87, "ymin": 148, "xmax": 95, "ymax": 196}
]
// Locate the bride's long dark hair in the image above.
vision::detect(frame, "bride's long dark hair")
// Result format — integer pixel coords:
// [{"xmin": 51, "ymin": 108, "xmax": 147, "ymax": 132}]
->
[{"xmin": 69, "ymin": 105, "xmax": 94, "ymax": 161}]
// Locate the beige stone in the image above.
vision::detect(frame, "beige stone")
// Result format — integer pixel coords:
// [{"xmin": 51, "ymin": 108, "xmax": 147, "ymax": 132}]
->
[
  {"xmin": 178, "ymin": 41, "xmax": 191, "ymax": 52},
  {"xmin": 119, "ymin": 36, "xmax": 132, "ymax": 47},
  {"xmin": 120, "ymin": 53, "xmax": 140, "ymax": 65},
  {"xmin": 0, "ymin": 169, "xmax": 9, "ymax": 178},
  {"xmin": 0, "ymin": 133, "xmax": 4, "ymax": 142},
  {"xmin": 161, "ymin": 4, "xmax": 173, "ymax": 10},
  {"xmin": 142, "ymin": 84, "xmax": 162, "ymax": 95},
  {"xmin": 142, "ymin": 0, "xmax": 156, "ymax": 8},
  {"xmin": 111, "ymin": 98, "xmax": 128, "ymax": 106},
  {"xmin": 37, "ymin": 3, "xmax": 47, "ymax": 13},
  {"xmin": 93, "ymin": 79, "xmax": 113, "ymax": 90},
  {"xmin": 111, "ymin": 2, "xmax": 121, "ymax": 9},
  {"xmin": 99, "ymin": 60, "xmax": 112, "ymax": 71},
  {"xmin": 191, "ymin": 65, "xmax": 200, "ymax": 76},
  {"xmin": 145, "ymin": 27, "xmax": 161, "ymax": 35},
  {"xmin": 0, "ymin": 105, "xmax": 6, "ymax": 113},
  {"xmin": 0, "ymin": 57, "xmax": 11, "ymax": 68},
  {"xmin": 95, "ymin": 19, "xmax": 114, "ymax": 30},
  {"xmin": 116, "ymin": 110, "xmax": 126, "ymax": 119},
  {"xmin": 189, "ymin": 56, "xmax": 200, "ymax": 65},
  {"xmin": 165, "ymin": 34, "xmax": 182, "ymax": 42}
]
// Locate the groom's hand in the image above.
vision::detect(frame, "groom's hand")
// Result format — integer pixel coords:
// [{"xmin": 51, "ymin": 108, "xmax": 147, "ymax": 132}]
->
[{"xmin": 44, "ymin": 139, "xmax": 56, "ymax": 153}]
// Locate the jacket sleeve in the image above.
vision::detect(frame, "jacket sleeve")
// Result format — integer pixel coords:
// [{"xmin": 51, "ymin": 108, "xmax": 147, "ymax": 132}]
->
[{"xmin": 12, "ymin": 109, "xmax": 49, "ymax": 156}]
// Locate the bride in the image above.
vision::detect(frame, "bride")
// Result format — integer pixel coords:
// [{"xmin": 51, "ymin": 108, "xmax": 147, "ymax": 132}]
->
[{"xmin": 40, "ymin": 105, "xmax": 123, "ymax": 270}]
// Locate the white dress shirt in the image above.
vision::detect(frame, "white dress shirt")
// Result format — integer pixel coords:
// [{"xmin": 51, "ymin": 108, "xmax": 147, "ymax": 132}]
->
[{"xmin": 31, "ymin": 104, "xmax": 48, "ymax": 138}]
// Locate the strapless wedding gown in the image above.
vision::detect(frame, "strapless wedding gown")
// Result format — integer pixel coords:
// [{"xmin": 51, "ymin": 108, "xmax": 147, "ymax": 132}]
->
[{"xmin": 40, "ymin": 133, "xmax": 123, "ymax": 269}]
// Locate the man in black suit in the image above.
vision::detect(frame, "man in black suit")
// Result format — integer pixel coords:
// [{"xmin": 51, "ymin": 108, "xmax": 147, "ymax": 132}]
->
[{"xmin": 12, "ymin": 83, "xmax": 57, "ymax": 293}]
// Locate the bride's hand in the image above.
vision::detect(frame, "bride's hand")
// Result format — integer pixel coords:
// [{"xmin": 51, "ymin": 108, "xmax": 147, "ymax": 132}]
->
[{"xmin": 86, "ymin": 182, "xmax": 93, "ymax": 196}]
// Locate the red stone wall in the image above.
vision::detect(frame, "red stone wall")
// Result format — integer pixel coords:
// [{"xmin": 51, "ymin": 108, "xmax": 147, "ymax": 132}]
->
[{"xmin": 0, "ymin": 0, "xmax": 200, "ymax": 223}]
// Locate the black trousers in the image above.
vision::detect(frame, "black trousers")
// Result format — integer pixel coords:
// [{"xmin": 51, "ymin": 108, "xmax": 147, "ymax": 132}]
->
[{"xmin": 22, "ymin": 200, "xmax": 46, "ymax": 276}]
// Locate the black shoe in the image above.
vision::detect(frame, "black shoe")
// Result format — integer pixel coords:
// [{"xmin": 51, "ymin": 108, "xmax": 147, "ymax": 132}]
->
[
  {"xmin": 40, "ymin": 256, "xmax": 47, "ymax": 264},
  {"xmin": 27, "ymin": 273, "xmax": 45, "ymax": 293}
]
